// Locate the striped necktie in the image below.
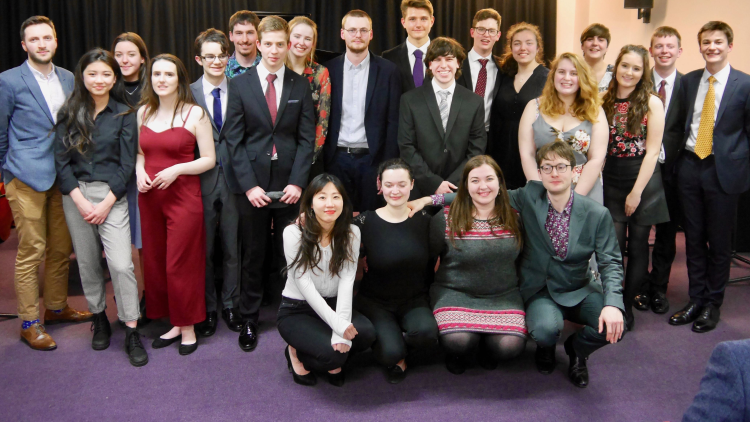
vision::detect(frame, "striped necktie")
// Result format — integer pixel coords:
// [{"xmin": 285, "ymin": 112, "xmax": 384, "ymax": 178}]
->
[{"xmin": 437, "ymin": 90, "xmax": 451, "ymax": 130}]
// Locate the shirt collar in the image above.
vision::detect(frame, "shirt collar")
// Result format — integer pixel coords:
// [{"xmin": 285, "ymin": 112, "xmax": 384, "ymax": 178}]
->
[
  {"xmin": 26, "ymin": 60, "xmax": 57, "ymax": 80},
  {"xmin": 468, "ymin": 48, "xmax": 493, "ymax": 62},
  {"xmin": 702, "ymin": 63, "xmax": 731, "ymax": 85},
  {"xmin": 344, "ymin": 51, "xmax": 370, "ymax": 70},
  {"xmin": 652, "ymin": 68, "xmax": 677, "ymax": 87},
  {"xmin": 257, "ymin": 61, "xmax": 285, "ymax": 83},
  {"xmin": 406, "ymin": 38, "xmax": 430, "ymax": 55},
  {"xmin": 431, "ymin": 78, "xmax": 456, "ymax": 95},
  {"xmin": 547, "ymin": 191, "xmax": 574, "ymax": 215},
  {"xmin": 201, "ymin": 75, "xmax": 228, "ymax": 96}
]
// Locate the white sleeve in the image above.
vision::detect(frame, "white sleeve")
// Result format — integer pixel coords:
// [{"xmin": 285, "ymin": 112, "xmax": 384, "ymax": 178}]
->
[
  {"xmin": 330, "ymin": 226, "xmax": 361, "ymax": 346},
  {"xmin": 282, "ymin": 226, "xmax": 352, "ymax": 343}
]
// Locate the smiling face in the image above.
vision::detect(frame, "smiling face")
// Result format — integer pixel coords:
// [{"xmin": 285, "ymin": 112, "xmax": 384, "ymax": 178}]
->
[
  {"xmin": 470, "ymin": 18, "xmax": 500, "ymax": 55},
  {"xmin": 401, "ymin": 7, "xmax": 434, "ymax": 44},
  {"xmin": 538, "ymin": 154, "xmax": 573, "ymax": 194},
  {"xmin": 229, "ymin": 22, "xmax": 258, "ymax": 58},
  {"xmin": 429, "ymin": 54, "xmax": 458, "ymax": 87},
  {"xmin": 699, "ymin": 30, "xmax": 732, "ymax": 68},
  {"xmin": 554, "ymin": 58, "xmax": 580, "ymax": 96},
  {"xmin": 113, "ymin": 41, "xmax": 143, "ymax": 82},
  {"xmin": 650, "ymin": 35, "xmax": 682, "ymax": 70},
  {"xmin": 582, "ymin": 35, "xmax": 608, "ymax": 61},
  {"xmin": 511, "ymin": 29, "xmax": 538, "ymax": 66},
  {"xmin": 151, "ymin": 59, "xmax": 179, "ymax": 97},
  {"xmin": 341, "ymin": 16, "xmax": 373, "ymax": 54},
  {"xmin": 380, "ymin": 168, "xmax": 414, "ymax": 207},
  {"xmin": 289, "ymin": 23, "xmax": 314, "ymax": 61},
  {"xmin": 312, "ymin": 182, "xmax": 344, "ymax": 226},
  {"xmin": 83, "ymin": 60, "xmax": 116, "ymax": 99},
  {"xmin": 257, "ymin": 30, "xmax": 289, "ymax": 73},
  {"xmin": 196, "ymin": 41, "xmax": 227, "ymax": 79},
  {"xmin": 22, "ymin": 23, "xmax": 57, "ymax": 65},
  {"xmin": 467, "ymin": 164, "xmax": 500, "ymax": 208},
  {"xmin": 615, "ymin": 52, "xmax": 644, "ymax": 91}
]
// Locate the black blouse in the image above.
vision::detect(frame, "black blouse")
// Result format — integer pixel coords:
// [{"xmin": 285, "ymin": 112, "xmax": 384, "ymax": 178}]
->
[
  {"xmin": 55, "ymin": 98, "xmax": 137, "ymax": 199},
  {"xmin": 123, "ymin": 80, "xmax": 142, "ymax": 107}
]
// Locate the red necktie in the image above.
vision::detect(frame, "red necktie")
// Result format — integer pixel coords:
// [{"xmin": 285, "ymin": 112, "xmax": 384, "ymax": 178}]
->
[
  {"xmin": 658, "ymin": 80, "xmax": 666, "ymax": 105},
  {"xmin": 475, "ymin": 59, "xmax": 489, "ymax": 98},
  {"xmin": 265, "ymin": 73, "xmax": 278, "ymax": 157}
]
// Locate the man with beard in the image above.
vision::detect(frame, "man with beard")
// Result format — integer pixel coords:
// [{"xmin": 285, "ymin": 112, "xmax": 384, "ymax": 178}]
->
[
  {"xmin": 323, "ymin": 9, "xmax": 401, "ymax": 212},
  {"xmin": 226, "ymin": 10, "xmax": 262, "ymax": 79},
  {"xmin": 0, "ymin": 15, "xmax": 93, "ymax": 351}
]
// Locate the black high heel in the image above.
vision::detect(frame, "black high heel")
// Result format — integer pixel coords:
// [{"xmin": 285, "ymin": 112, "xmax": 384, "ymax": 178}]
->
[
  {"xmin": 285, "ymin": 346, "xmax": 316, "ymax": 386},
  {"xmin": 328, "ymin": 369, "xmax": 345, "ymax": 387}
]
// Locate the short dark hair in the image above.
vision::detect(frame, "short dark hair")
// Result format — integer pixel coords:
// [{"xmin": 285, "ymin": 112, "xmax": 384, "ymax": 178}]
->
[
  {"xmin": 400, "ymin": 0, "xmax": 434, "ymax": 18},
  {"xmin": 651, "ymin": 26, "xmax": 682, "ymax": 48},
  {"xmin": 580, "ymin": 23, "xmax": 611, "ymax": 46},
  {"xmin": 424, "ymin": 37, "xmax": 466, "ymax": 79},
  {"xmin": 20, "ymin": 15, "xmax": 56, "ymax": 41},
  {"xmin": 194, "ymin": 28, "xmax": 229, "ymax": 57},
  {"xmin": 536, "ymin": 141, "xmax": 577, "ymax": 168},
  {"xmin": 698, "ymin": 21, "xmax": 733, "ymax": 45},
  {"xmin": 472, "ymin": 8, "xmax": 501, "ymax": 29},
  {"xmin": 228, "ymin": 10, "xmax": 260, "ymax": 34},
  {"xmin": 257, "ymin": 15, "xmax": 289, "ymax": 42},
  {"xmin": 378, "ymin": 158, "xmax": 413, "ymax": 181}
]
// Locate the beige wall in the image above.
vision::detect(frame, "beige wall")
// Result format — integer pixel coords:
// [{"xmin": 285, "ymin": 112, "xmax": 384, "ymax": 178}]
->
[{"xmin": 556, "ymin": 0, "xmax": 750, "ymax": 73}]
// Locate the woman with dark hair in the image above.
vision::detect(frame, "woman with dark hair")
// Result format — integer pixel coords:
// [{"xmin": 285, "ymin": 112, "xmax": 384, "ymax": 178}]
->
[
  {"xmin": 277, "ymin": 174, "xmax": 376, "ymax": 387},
  {"xmin": 54, "ymin": 48, "xmax": 147, "ymax": 366},
  {"xmin": 112, "ymin": 31, "xmax": 151, "ymax": 323},
  {"xmin": 601, "ymin": 45, "xmax": 668, "ymax": 330},
  {"xmin": 286, "ymin": 16, "xmax": 331, "ymax": 181},
  {"xmin": 135, "ymin": 54, "xmax": 215, "ymax": 355},
  {"xmin": 428, "ymin": 155, "xmax": 527, "ymax": 374},
  {"xmin": 352, "ymin": 158, "xmax": 438, "ymax": 383},
  {"xmin": 580, "ymin": 23, "xmax": 614, "ymax": 92},
  {"xmin": 488, "ymin": 22, "xmax": 549, "ymax": 189}
]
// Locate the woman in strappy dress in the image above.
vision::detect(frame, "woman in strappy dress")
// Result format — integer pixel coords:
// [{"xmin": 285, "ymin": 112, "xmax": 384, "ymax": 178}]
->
[{"xmin": 135, "ymin": 54, "xmax": 215, "ymax": 355}]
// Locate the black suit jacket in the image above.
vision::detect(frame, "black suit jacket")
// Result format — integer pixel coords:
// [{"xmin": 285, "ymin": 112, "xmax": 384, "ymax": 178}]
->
[
  {"xmin": 382, "ymin": 42, "xmax": 432, "ymax": 94},
  {"xmin": 398, "ymin": 83, "xmax": 487, "ymax": 195},
  {"xmin": 223, "ymin": 66, "xmax": 315, "ymax": 194},
  {"xmin": 668, "ymin": 66, "xmax": 750, "ymax": 194},
  {"xmin": 190, "ymin": 76, "xmax": 242, "ymax": 195},
  {"xmin": 456, "ymin": 55, "xmax": 502, "ymax": 99},
  {"xmin": 323, "ymin": 53, "xmax": 401, "ymax": 167},
  {"xmin": 651, "ymin": 68, "xmax": 684, "ymax": 179}
]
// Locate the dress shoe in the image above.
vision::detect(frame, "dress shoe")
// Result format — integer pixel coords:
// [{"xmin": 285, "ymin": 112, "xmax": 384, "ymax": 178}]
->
[
  {"xmin": 692, "ymin": 305, "xmax": 720, "ymax": 333},
  {"xmin": 20, "ymin": 323, "xmax": 57, "ymax": 351},
  {"xmin": 196, "ymin": 311, "xmax": 218, "ymax": 337},
  {"xmin": 535, "ymin": 345, "xmax": 556, "ymax": 375},
  {"xmin": 284, "ymin": 346, "xmax": 316, "ymax": 386},
  {"xmin": 633, "ymin": 293, "xmax": 651, "ymax": 311},
  {"xmin": 179, "ymin": 341, "xmax": 198, "ymax": 356},
  {"xmin": 669, "ymin": 302, "xmax": 701, "ymax": 326},
  {"xmin": 238, "ymin": 321, "xmax": 258, "ymax": 352},
  {"xmin": 650, "ymin": 292, "xmax": 670, "ymax": 314},
  {"xmin": 124, "ymin": 326, "xmax": 148, "ymax": 367},
  {"xmin": 625, "ymin": 310, "xmax": 635, "ymax": 332},
  {"xmin": 328, "ymin": 370, "xmax": 346, "ymax": 387},
  {"xmin": 152, "ymin": 334, "xmax": 182, "ymax": 349},
  {"xmin": 563, "ymin": 335, "xmax": 589, "ymax": 388},
  {"xmin": 44, "ymin": 305, "xmax": 93, "ymax": 325},
  {"xmin": 91, "ymin": 311, "xmax": 112, "ymax": 350},
  {"xmin": 445, "ymin": 355, "xmax": 466, "ymax": 375},
  {"xmin": 137, "ymin": 295, "xmax": 151, "ymax": 326},
  {"xmin": 386, "ymin": 365, "xmax": 407, "ymax": 384},
  {"xmin": 222, "ymin": 308, "xmax": 243, "ymax": 332}
]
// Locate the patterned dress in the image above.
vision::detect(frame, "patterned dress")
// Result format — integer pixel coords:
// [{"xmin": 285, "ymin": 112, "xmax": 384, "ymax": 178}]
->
[
  {"xmin": 302, "ymin": 61, "xmax": 331, "ymax": 155},
  {"xmin": 225, "ymin": 52, "xmax": 261, "ymax": 79},
  {"xmin": 429, "ymin": 207, "xmax": 527, "ymax": 338}
]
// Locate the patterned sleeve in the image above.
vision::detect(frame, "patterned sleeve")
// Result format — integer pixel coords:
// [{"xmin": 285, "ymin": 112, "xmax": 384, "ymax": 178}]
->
[{"xmin": 311, "ymin": 63, "xmax": 331, "ymax": 154}]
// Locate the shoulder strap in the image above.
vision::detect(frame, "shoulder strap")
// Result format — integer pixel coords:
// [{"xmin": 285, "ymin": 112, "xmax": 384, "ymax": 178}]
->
[{"xmin": 182, "ymin": 106, "xmax": 195, "ymax": 128}]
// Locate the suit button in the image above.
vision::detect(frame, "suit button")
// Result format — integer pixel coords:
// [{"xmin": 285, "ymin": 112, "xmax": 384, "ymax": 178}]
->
[
  {"xmin": 266, "ymin": 152, "xmax": 271, "ymax": 155},
  {"xmin": 443, "ymin": 149, "xmax": 447, "ymax": 153}
]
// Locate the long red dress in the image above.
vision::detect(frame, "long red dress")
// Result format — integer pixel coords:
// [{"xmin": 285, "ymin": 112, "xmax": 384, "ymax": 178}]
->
[{"xmin": 139, "ymin": 107, "xmax": 206, "ymax": 326}]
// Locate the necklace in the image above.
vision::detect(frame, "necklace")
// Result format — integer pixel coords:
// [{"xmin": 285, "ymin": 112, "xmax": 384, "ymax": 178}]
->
[{"xmin": 125, "ymin": 85, "xmax": 139, "ymax": 95}]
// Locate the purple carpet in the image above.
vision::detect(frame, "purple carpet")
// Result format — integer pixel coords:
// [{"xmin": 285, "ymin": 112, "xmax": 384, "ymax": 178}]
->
[{"xmin": 1, "ymin": 229, "xmax": 749, "ymax": 422}]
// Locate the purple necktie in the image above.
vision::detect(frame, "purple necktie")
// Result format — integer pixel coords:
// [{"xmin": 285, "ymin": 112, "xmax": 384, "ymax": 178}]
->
[{"xmin": 413, "ymin": 49, "xmax": 424, "ymax": 88}]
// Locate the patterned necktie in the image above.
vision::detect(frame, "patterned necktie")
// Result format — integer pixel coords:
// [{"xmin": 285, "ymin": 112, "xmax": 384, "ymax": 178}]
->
[
  {"xmin": 413, "ymin": 50, "xmax": 424, "ymax": 88},
  {"xmin": 265, "ymin": 73, "xmax": 278, "ymax": 158},
  {"xmin": 658, "ymin": 80, "xmax": 666, "ymax": 106},
  {"xmin": 694, "ymin": 76, "xmax": 716, "ymax": 159},
  {"xmin": 211, "ymin": 88, "xmax": 223, "ymax": 132},
  {"xmin": 438, "ymin": 90, "xmax": 451, "ymax": 130},
  {"xmin": 475, "ymin": 59, "xmax": 489, "ymax": 97}
]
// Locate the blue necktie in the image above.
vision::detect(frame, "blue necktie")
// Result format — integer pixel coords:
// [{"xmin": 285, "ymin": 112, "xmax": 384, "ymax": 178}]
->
[
  {"xmin": 211, "ymin": 87, "xmax": 223, "ymax": 132},
  {"xmin": 413, "ymin": 50, "xmax": 424, "ymax": 88}
]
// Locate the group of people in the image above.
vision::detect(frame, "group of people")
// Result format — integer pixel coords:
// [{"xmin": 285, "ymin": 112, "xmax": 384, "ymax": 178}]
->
[{"xmin": 1, "ymin": 0, "xmax": 749, "ymax": 392}]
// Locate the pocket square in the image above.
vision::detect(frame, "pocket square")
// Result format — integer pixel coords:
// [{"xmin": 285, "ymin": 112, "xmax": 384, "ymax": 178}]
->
[{"xmin": 287, "ymin": 99, "xmax": 300, "ymax": 103}]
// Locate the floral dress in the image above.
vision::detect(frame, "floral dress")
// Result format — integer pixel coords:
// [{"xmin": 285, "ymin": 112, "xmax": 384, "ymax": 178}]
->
[{"xmin": 303, "ymin": 61, "xmax": 331, "ymax": 156}]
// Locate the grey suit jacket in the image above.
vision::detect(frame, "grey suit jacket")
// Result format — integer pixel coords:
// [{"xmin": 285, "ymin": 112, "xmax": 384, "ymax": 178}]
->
[
  {"xmin": 0, "ymin": 61, "xmax": 74, "ymax": 191},
  {"xmin": 190, "ymin": 76, "xmax": 241, "ymax": 195}
]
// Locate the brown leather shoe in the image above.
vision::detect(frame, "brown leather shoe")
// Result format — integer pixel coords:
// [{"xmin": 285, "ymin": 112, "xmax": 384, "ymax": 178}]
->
[
  {"xmin": 44, "ymin": 305, "xmax": 94, "ymax": 325},
  {"xmin": 21, "ymin": 323, "xmax": 57, "ymax": 351}
]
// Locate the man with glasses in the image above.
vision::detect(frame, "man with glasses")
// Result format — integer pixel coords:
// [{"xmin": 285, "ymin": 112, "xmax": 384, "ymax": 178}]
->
[
  {"xmin": 323, "ymin": 9, "xmax": 401, "ymax": 212},
  {"xmin": 457, "ymin": 8, "xmax": 502, "ymax": 132},
  {"xmin": 383, "ymin": 0, "xmax": 435, "ymax": 93},
  {"xmin": 190, "ymin": 28, "xmax": 243, "ymax": 337}
]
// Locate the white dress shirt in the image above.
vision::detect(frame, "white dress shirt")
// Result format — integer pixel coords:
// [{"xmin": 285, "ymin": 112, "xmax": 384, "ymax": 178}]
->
[
  {"xmin": 201, "ymin": 75, "xmax": 228, "ymax": 124},
  {"xmin": 27, "ymin": 61, "xmax": 65, "ymax": 123},
  {"xmin": 256, "ymin": 61, "xmax": 285, "ymax": 109},
  {"xmin": 406, "ymin": 38, "xmax": 430, "ymax": 77},
  {"xmin": 432, "ymin": 78, "xmax": 456, "ymax": 124},
  {"xmin": 686, "ymin": 64, "xmax": 732, "ymax": 153},
  {"xmin": 281, "ymin": 225, "xmax": 361, "ymax": 346},
  {"xmin": 339, "ymin": 52, "xmax": 370, "ymax": 149},
  {"xmin": 652, "ymin": 68, "xmax": 677, "ymax": 115},
  {"xmin": 468, "ymin": 48, "xmax": 497, "ymax": 131}
]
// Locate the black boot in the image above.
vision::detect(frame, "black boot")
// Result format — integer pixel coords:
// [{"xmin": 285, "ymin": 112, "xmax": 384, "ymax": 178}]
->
[
  {"xmin": 91, "ymin": 311, "xmax": 112, "ymax": 350},
  {"xmin": 564, "ymin": 334, "xmax": 589, "ymax": 388},
  {"xmin": 124, "ymin": 326, "xmax": 149, "ymax": 367}
]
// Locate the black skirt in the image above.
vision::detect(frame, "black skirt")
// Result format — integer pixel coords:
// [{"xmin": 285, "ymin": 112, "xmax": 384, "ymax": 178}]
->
[{"xmin": 602, "ymin": 155, "xmax": 670, "ymax": 225}]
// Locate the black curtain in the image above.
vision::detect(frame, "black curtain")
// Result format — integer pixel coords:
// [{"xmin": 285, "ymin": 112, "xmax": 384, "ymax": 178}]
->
[{"xmin": 1, "ymin": 0, "xmax": 555, "ymax": 81}]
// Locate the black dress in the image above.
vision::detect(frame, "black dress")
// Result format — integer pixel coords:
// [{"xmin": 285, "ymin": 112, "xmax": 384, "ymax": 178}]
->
[{"xmin": 488, "ymin": 65, "xmax": 549, "ymax": 189}]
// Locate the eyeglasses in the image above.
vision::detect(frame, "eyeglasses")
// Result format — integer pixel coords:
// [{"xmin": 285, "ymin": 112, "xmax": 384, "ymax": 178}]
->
[
  {"xmin": 344, "ymin": 28, "xmax": 371, "ymax": 36},
  {"xmin": 201, "ymin": 54, "xmax": 229, "ymax": 62},
  {"xmin": 473, "ymin": 27, "xmax": 499, "ymax": 36},
  {"xmin": 539, "ymin": 164, "xmax": 572, "ymax": 174}
]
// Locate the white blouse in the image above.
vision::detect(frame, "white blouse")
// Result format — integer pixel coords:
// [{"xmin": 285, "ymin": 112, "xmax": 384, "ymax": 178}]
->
[{"xmin": 281, "ymin": 224, "xmax": 361, "ymax": 346}]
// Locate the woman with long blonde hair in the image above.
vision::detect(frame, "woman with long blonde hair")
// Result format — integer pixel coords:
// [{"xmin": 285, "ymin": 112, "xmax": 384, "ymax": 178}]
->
[{"xmin": 518, "ymin": 52, "xmax": 608, "ymax": 203}]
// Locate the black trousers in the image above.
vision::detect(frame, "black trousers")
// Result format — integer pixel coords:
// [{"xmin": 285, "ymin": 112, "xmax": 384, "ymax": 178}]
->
[
  {"xmin": 642, "ymin": 168, "xmax": 683, "ymax": 295},
  {"xmin": 354, "ymin": 294, "xmax": 438, "ymax": 367},
  {"xmin": 677, "ymin": 153, "xmax": 739, "ymax": 308},
  {"xmin": 327, "ymin": 150, "xmax": 381, "ymax": 212},
  {"xmin": 277, "ymin": 296, "xmax": 376, "ymax": 372},
  {"xmin": 237, "ymin": 162, "xmax": 300, "ymax": 323}
]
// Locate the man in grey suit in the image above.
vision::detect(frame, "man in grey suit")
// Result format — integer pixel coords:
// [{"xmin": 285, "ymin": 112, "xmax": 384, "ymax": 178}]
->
[
  {"xmin": 0, "ymin": 16, "xmax": 93, "ymax": 350},
  {"xmin": 190, "ymin": 28, "xmax": 243, "ymax": 337}
]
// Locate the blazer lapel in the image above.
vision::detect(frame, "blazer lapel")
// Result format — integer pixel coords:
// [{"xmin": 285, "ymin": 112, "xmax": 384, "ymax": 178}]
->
[
  {"xmin": 20, "ymin": 64, "xmax": 53, "ymax": 124},
  {"xmin": 423, "ymin": 86, "xmax": 445, "ymax": 138},
  {"xmin": 190, "ymin": 78, "xmax": 217, "ymax": 132},
  {"xmin": 684, "ymin": 73, "xmax": 701, "ymax": 133},
  {"xmin": 566, "ymin": 196, "xmax": 586, "ymax": 260},
  {"xmin": 331, "ymin": 56, "xmax": 344, "ymax": 119},
  {"xmin": 716, "ymin": 68, "xmax": 739, "ymax": 125},
  {"xmin": 533, "ymin": 191, "xmax": 557, "ymax": 256},
  {"xmin": 459, "ymin": 58, "xmax": 473, "ymax": 89},
  {"xmin": 400, "ymin": 43, "xmax": 416, "ymax": 91},
  {"xmin": 274, "ymin": 68, "xmax": 294, "ymax": 129},
  {"xmin": 444, "ymin": 88, "xmax": 462, "ymax": 139},
  {"xmin": 665, "ymin": 71, "xmax": 682, "ymax": 127},
  {"xmin": 56, "ymin": 66, "xmax": 73, "ymax": 96},
  {"xmin": 365, "ymin": 55, "xmax": 378, "ymax": 113},
  {"xmin": 248, "ymin": 68, "xmax": 274, "ymax": 127}
]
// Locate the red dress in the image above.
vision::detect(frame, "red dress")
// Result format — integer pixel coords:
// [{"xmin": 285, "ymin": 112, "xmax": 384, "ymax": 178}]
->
[{"xmin": 139, "ymin": 107, "xmax": 206, "ymax": 326}]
